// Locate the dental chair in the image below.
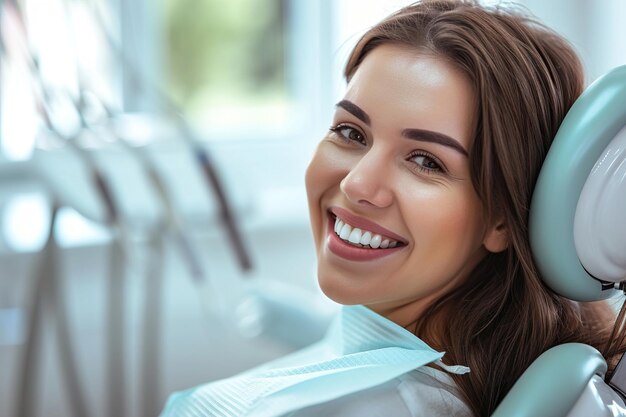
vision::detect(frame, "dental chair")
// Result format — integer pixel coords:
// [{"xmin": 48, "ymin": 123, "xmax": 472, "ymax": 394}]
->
[{"xmin": 491, "ymin": 65, "xmax": 626, "ymax": 417}]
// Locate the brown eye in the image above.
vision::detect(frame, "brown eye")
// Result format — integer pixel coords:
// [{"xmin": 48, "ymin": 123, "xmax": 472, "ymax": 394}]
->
[
  {"xmin": 409, "ymin": 153, "xmax": 445, "ymax": 174},
  {"xmin": 329, "ymin": 124, "xmax": 366, "ymax": 145}
]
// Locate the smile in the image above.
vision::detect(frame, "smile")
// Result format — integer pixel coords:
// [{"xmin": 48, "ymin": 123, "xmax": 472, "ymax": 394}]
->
[
  {"xmin": 326, "ymin": 208, "xmax": 407, "ymax": 262},
  {"xmin": 334, "ymin": 217, "xmax": 399, "ymax": 249}
]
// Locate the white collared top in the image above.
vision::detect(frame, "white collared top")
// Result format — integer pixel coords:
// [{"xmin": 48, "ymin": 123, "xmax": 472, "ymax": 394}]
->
[{"xmin": 161, "ymin": 305, "xmax": 471, "ymax": 417}]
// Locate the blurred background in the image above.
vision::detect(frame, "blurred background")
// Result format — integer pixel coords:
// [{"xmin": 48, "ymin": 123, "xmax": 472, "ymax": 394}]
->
[{"xmin": 1, "ymin": 1, "xmax": 625, "ymax": 416}]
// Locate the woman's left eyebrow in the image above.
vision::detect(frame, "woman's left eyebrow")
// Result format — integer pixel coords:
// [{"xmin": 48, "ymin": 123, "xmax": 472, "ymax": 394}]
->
[{"xmin": 402, "ymin": 128, "xmax": 468, "ymax": 157}]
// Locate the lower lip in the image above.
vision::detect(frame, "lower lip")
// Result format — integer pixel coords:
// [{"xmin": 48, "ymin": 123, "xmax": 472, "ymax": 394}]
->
[{"xmin": 326, "ymin": 216, "xmax": 405, "ymax": 262}]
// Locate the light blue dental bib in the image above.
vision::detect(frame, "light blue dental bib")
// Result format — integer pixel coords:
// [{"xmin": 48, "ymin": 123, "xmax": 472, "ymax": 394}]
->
[{"xmin": 160, "ymin": 305, "xmax": 469, "ymax": 417}]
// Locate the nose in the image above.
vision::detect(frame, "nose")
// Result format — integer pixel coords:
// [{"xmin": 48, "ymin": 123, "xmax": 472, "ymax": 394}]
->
[{"xmin": 339, "ymin": 149, "xmax": 394, "ymax": 208}]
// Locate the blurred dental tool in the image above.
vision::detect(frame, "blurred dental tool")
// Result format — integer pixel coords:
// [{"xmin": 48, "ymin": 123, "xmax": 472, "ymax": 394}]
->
[
  {"xmin": 137, "ymin": 231, "xmax": 166, "ymax": 417},
  {"xmin": 85, "ymin": 0, "xmax": 340, "ymax": 355},
  {"xmin": 74, "ymin": 86, "xmax": 205, "ymax": 282},
  {"xmin": 38, "ymin": 79, "xmax": 129, "ymax": 417},
  {"xmin": 2, "ymin": 4, "xmax": 92, "ymax": 417},
  {"xmin": 36, "ymin": 65, "xmax": 129, "ymax": 417},
  {"xmin": 62, "ymin": 0, "xmax": 246, "ymax": 410},
  {"xmin": 87, "ymin": 0, "xmax": 253, "ymax": 273},
  {"xmin": 72, "ymin": 85, "xmax": 211, "ymax": 417},
  {"xmin": 15, "ymin": 201, "xmax": 90, "ymax": 417},
  {"xmin": 0, "ymin": 3, "xmax": 5, "ymax": 56},
  {"xmin": 1, "ymin": 3, "xmax": 129, "ymax": 416},
  {"xmin": 172, "ymin": 115, "xmax": 253, "ymax": 273}
]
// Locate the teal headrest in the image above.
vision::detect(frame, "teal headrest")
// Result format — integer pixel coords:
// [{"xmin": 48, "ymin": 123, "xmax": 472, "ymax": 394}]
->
[{"xmin": 529, "ymin": 66, "xmax": 626, "ymax": 301}]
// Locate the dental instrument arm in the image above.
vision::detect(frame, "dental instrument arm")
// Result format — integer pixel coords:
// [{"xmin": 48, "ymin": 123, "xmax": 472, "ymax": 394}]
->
[
  {"xmin": 1, "ymin": 3, "xmax": 129, "ymax": 415},
  {"xmin": 86, "ymin": 0, "xmax": 253, "ymax": 273}
]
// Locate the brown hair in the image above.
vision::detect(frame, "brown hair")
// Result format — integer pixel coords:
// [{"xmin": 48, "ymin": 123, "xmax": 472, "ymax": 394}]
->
[{"xmin": 345, "ymin": 1, "xmax": 618, "ymax": 415}]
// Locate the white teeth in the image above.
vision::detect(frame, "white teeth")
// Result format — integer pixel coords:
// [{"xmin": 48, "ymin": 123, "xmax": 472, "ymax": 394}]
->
[
  {"xmin": 333, "ymin": 215, "xmax": 400, "ymax": 249},
  {"xmin": 360, "ymin": 231, "xmax": 372, "ymax": 245},
  {"xmin": 335, "ymin": 218, "xmax": 344, "ymax": 234},
  {"xmin": 339, "ymin": 223, "xmax": 352, "ymax": 240},
  {"xmin": 348, "ymin": 228, "xmax": 362, "ymax": 244}
]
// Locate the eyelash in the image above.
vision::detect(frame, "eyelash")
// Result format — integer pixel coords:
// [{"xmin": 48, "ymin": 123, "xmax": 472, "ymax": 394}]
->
[
  {"xmin": 329, "ymin": 124, "xmax": 366, "ymax": 145},
  {"xmin": 407, "ymin": 151, "xmax": 446, "ymax": 175},
  {"xmin": 328, "ymin": 124, "xmax": 446, "ymax": 175}
]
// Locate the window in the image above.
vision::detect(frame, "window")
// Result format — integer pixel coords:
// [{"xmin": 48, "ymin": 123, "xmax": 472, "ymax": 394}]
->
[
  {"xmin": 0, "ymin": 0, "xmax": 336, "ymax": 251},
  {"xmin": 158, "ymin": 0, "xmax": 334, "ymax": 142},
  {"xmin": 164, "ymin": 0, "xmax": 289, "ymax": 136}
]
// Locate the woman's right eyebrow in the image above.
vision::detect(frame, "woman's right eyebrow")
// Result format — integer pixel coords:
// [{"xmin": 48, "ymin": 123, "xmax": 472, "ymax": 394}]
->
[{"xmin": 336, "ymin": 100, "xmax": 371, "ymax": 125}]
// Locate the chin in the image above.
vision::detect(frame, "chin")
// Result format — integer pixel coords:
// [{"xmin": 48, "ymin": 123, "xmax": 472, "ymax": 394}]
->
[{"xmin": 317, "ymin": 274, "xmax": 367, "ymax": 306}]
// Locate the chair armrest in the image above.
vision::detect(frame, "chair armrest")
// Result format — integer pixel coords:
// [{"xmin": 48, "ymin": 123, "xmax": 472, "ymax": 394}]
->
[{"xmin": 491, "ymin": 343, "xmax": 607, "ymax": 417}]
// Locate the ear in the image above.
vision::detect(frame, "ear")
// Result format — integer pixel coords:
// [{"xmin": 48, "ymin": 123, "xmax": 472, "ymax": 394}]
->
[{"xmin": 483, "ymin": 221, "xmax": 509, "ymax": 253}]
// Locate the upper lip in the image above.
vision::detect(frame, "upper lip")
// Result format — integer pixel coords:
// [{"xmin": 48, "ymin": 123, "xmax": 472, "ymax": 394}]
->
[{"xmin": 329, "ymin": 207, "xmax": 408, "ymax": 244}]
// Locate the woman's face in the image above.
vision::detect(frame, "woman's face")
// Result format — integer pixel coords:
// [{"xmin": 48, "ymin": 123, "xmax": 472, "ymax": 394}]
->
[{"xmin": 305, "ymin": 44, "xmax": 505, "ymax": 327}]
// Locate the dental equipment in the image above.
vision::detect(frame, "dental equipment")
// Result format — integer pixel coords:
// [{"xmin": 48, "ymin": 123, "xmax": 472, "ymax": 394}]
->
[
  {"xmin": 15, "ymin": 202, "xmax": 91, "ymax": 417},
  {"xmin": 85, "ymin": 0, "xmax": 253, "ymax": 274},
  {"xmin": 1, "ymin": 2, "xmax": 130, "ymax": 415}
]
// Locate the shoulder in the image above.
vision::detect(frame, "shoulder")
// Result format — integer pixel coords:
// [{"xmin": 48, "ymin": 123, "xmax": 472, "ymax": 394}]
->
[
  {"xmin": 397, "ymin": 367, "xmax": 473, "ymax": 417},
  {"xmin": 287, "ymin": 367, "xmax": 472, "ymax": 417}
]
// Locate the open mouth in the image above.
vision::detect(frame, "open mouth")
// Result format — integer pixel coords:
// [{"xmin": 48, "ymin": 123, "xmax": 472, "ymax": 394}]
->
[{"xmin": 330, "ymin": 211, "xmax": 407, "ymax": 250}]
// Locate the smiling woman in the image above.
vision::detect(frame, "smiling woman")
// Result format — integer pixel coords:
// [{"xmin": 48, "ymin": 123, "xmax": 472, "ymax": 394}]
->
[
  {"xmin": 306, "ymin": 46, "xmax": 504, "ymax": 328},
  {"xmin": 159, "ymin": 1, "xmax": 624, "ymax": 416}
]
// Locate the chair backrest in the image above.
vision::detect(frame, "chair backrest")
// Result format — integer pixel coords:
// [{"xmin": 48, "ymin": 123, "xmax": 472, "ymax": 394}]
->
[
  {"xmin": 529, "ymin": 65, "xmax": 626, "ymax": 301},
  {"xmin": 492, "ymin": 66, "xmax": 626, "ymax": 416}
]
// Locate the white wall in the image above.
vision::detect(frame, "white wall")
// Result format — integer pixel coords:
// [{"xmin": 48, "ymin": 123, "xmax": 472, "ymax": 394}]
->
[{"xmin": 519, "ymin": 0, "xmax": 626, "ymax": 84}]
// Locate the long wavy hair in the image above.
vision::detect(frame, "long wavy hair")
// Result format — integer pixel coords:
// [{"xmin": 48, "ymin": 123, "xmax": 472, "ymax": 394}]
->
[{"xmin": 345, "ymin": 1, "xmax": 619, "ymax": 415}]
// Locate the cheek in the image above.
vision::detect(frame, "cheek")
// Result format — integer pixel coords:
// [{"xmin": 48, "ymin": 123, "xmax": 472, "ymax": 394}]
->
[
  {"xmin": 304, "ymin": 153, "xmax": 321, "ymax": 201},
  {"xmin": 404, "ymin": 186, "xmax": 486, "ymax": 251},
  {"xmin": 304, "ymin": 148, "xmax": 325, "ymax": 211},
  {"xmin": 305, "ymin": 142, "xmax": 351, "ymax": 201},
  {"xmin": 305, "ymin": 143, "xmax": 344, "ymax": 242}
]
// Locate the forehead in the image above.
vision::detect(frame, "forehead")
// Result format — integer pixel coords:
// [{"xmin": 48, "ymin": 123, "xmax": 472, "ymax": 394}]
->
[{"xmin": 344, "ymin": 44, "xmax": 476, "ymax": 149}]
